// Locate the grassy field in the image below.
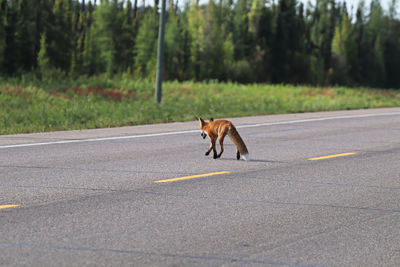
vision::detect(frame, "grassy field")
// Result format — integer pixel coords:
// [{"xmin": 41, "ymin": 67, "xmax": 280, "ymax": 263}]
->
[{"xmin": 1, "ymin": 77, "xmax": 400, "ymax": 135}]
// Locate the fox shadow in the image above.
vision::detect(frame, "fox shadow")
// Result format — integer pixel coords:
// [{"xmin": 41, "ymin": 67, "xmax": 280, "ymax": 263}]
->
[{"xmin": 217, "ymin": 158, "xmax": 283, "ymax": 163}]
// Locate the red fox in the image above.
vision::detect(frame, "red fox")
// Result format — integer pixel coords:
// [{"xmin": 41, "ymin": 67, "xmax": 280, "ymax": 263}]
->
[{"xmin": 198, "ymin": 117, "xmax": 250, "ymax": 161}]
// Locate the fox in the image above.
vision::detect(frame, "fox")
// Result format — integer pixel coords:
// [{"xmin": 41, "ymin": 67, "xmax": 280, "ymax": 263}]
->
[{"xmin": 198, "ymin": 117, "xmax": 250, "ymax": 161}]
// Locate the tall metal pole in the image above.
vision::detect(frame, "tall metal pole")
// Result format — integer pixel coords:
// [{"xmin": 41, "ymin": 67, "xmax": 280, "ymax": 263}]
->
[{"xmin": 155, "ymin": 0, "xmax": 166, "ymax": 104}]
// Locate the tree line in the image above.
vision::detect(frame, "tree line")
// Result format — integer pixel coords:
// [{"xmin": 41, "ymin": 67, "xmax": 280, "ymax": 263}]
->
[{"xmin": 0, "ymin": 0, "xmax": 399, "ymax": 88}]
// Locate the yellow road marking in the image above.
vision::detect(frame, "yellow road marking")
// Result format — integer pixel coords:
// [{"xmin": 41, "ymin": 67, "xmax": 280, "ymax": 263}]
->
[
  {"xmin": 154, "ymin": 171, "xmax": 230, "ymax": 183},
  {"xmin": 0, "ymin": 204, "xmax": 20, "ymax": 210},
  {"xmin": 308, "ymin": 152, "xmax": 357, "ymax": 161}
]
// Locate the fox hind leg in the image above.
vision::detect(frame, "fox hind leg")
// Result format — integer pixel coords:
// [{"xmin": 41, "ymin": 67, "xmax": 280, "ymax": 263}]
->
[
  {"xmin": 217, "ymin": 135, "xmax": 225, "ymax": 158},
  {"xmin": 236, "ymin": 150, "xmax": 240, "ymax": 160}
]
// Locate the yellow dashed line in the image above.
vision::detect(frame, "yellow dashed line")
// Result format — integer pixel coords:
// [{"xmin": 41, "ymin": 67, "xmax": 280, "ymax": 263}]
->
[
  {"xmin": 0, "ymin": 204, "xmax": 20, "ymax": 210},
  {"xmin": 308, "ymin": 152, "xmax": 357, "ymax": 161},
  {"xmin": 154, "ymin": 171, "xmax": 230, "ymax": 183}
]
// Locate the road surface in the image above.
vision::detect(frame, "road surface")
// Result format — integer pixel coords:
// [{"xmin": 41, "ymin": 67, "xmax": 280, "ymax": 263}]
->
[{"xmin": 1, "ymin": 108, "xmax": 400, "ymax": 266}]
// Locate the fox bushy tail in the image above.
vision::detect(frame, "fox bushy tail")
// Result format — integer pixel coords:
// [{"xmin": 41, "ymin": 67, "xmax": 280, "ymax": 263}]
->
[{"xmin": 228, "ymin": 127, "xmax": 250, "ymax": 161}]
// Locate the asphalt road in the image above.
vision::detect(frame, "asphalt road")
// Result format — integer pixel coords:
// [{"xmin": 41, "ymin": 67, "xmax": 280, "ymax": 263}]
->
[{"xmin": 1, "ymin": 108, "xmax": 400, "ymax": 267}]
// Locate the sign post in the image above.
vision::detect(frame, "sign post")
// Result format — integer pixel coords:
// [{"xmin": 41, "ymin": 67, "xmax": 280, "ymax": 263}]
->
[{"xmin": 155, "ymin": 0, "xmax": 166, "ymax": 104}]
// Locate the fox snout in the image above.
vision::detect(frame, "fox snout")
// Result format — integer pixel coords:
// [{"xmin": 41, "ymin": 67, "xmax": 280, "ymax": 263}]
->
[{"xmin": 201, "ymin": 131, "xmax": 207, "ymax": 139}]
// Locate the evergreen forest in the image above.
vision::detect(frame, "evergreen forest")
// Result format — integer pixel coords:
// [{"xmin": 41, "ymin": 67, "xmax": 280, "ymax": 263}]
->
[{"xmin": 0, "ymin": 0, "xmax": 399, "ymax": 88}]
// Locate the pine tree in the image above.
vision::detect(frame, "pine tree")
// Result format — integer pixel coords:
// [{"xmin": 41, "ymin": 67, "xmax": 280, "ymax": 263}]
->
[
  {"xmin": 247, "ymin": 0, "xmax": 270, "ymax": 82},
  {"xmin": 271, "ymin": 2, "xmax": 288, "ymax": 83},
  {"xmin": 2, "ymin": 0, "xmax": 18, "ymax": 74},
  {"xmin": 49, "ymin": 0, "xmax": 73, "ymax": 72},
  {"xmin": 384, "ymin": 0, "xmax": 400, "ymax": 87},
  {"xmin": 203, "ymin": 0, "xmax": 228, "ymax": 80},
  {"xmin": 248, "ymin": 0, "xmax": 264, "ymax": 36},
  {"xmin": 82, "ymin": 0, "xmax": 99, "ymax": 75},
  {"xmin": 353, "ymin": 1, "xmax": 366, "ymax": 84},
  {"xmin": 271, "ymin": 0, "xmax": 298, "ymax": 83},
  {"xmin": 0, "ymin": 0, "xmax": 6, "ymax": 73},
  {"xmin": 309, "ymin": 0, "xmax": 337, "ymax": 84},
  {"xmin": 186, "ymin": 1, "xmax": 206, "ymax": 80},
  {"xmin": 372, "ymin": 35, "xmax": 386, "ymax": 86},
  {"xmin": 13, "ymin": 0, "xmax": 38, "ymax": 72},
  {"xmin": 120, "ymin": 0, "xmax": 135, "ymax": 72},
  {"xmin": 165, "ymin": 6, "xmax": 186, "ymax": 80},
  {"xmin": 254, "ymin": 2, "xmax": 273, "ymax": 82},
  {"xmin": 365, "ymin": 0, "xmax": 386, "ymax": 86},
  {"xmin": 331, "ymin": 11, "xmax": 357, "ymax": 84},
  {"xmin": 37, "ymin": 32, "xmax": 52, "ymax": 78},
  {"xmin": 232, "ymin": 0, "xmax": 250, "ymax": 61},
  {"xmin": 134, "ymin": 10, "xmax": 158, "ymax": 77},
  {"xmin": 92, "ymin": 0, "xmax": 126, "ymax": 76},
  {"xmin": 70, "ymin": 1, "xmax": 85, "ymax": 76}
]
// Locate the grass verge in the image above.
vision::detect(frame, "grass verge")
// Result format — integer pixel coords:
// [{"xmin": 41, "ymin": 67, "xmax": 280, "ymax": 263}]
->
[{"xmin": 1, "ymin": 79, "xmax": 400, "ymax": 135}]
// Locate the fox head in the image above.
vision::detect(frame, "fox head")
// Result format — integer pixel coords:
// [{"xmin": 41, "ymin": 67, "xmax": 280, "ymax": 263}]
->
[{"xmin": 198, "ymin": 117, "xmax": 208, "ymax": 139}]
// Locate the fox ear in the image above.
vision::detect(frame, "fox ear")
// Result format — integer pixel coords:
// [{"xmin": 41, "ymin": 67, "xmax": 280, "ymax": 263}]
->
[{"xmin": 198, "ymin": 117, "xmax": 205, "ymax": 127}]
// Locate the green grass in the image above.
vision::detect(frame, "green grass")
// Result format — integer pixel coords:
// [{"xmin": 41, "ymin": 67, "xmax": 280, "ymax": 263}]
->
[{"xmin": 1, "ymin": 78, "xmax": 400, "ymax": 135}]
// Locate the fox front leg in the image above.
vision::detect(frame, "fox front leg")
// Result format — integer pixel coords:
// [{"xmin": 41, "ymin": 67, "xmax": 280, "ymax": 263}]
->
[
  {"xmin": 205, "ymin": 136, "xmax": 216, "ymax": 156},
  {"xmin": 205, "ymin": 142, "xmax": 213, "ymax": 156},
  {"xmin": 212, "ymin": 140, "xmax": 218, "ymax": 159},
  {"xmin": 205, "ymin": 137, "xmax": 217, "ymax": 159}
]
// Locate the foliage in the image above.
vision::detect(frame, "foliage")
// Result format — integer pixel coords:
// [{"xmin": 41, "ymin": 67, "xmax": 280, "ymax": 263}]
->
[{"xmin": 0, "ymin": 0, "xmax": 399, "ymax": 88}]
